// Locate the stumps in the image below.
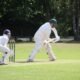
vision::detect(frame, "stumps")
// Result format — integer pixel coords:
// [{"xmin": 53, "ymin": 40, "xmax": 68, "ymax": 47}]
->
[{"xmin": 9, "ymin": 38, "xmax": 15, "ymax": 62}]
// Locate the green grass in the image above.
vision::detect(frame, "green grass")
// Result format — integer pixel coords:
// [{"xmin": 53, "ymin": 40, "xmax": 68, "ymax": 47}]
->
[{"xmin": 0, "ymin": 42, "xmax": 80, "ymax": 80}]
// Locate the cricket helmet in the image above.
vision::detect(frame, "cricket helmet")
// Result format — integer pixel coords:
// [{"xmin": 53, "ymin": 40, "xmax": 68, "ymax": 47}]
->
[
  {"xmin": 49, "ymin": 18, "xmax": 57, "ymax": 25},
  {"xmin": 3, "ymin": 29, "xmax": 11, "ymax": 38}
]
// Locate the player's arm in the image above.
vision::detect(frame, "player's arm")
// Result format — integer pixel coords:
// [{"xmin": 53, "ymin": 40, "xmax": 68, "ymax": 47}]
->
[{"xmin": 51, "ymin": 27, "xmax": 60, "ymax": 43}]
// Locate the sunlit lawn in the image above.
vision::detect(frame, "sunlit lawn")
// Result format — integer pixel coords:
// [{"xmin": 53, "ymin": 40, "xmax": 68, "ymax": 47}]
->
[{"xmin": 0, "ymin": 42, "xmax": 80, "ymax": 80}]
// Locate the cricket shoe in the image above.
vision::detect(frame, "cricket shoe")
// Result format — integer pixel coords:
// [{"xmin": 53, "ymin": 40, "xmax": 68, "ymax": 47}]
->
[
  {"xmin": 27, "ymin": 59, "xmax": 34, "ymax": 62},
  {"xmin": 50, "ymin": 58, "xmax": 56, "ymax": 61},
  {"xmin": 0, "ymin": 61, "xmax": 6, "ymax": 65},
  {"xmin": 49, "ymin": 57, "xmax": 56, "ymax": 61}
]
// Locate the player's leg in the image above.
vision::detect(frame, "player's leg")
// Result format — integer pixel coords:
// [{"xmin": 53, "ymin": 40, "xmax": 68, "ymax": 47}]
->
[
  {"xmin": 44, "ymin": 41, "xmax": 56, "ymax": 61},
  {"xmin": 0, "ymin": 52, "xmax": 9, "ymax": 64},
  {"xmin": 0, "ymin": 45, "xmax": 14, "ymax": 64},
  {"xmin": 27, "ymin": 41, "xmax": 42, "ymax": 62}
]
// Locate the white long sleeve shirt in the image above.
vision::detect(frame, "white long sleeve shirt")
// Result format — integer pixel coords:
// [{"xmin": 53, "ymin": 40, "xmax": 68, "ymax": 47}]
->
[
  {"xmin": 34, "ymin": 22, "xmax": 60, "ymax": 42},
  {"xmin": 0, "ymin": 34, "xmax": 9, "ymax": 46},
  {"xmin": 34, "ymin": 22, "xmax": 51, "ymax": 41}
]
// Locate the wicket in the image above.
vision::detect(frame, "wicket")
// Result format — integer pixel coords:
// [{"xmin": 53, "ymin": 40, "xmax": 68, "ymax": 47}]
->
[{"xmin": 9, "ymin": 38, "xmax": 15, "ymax": 62}]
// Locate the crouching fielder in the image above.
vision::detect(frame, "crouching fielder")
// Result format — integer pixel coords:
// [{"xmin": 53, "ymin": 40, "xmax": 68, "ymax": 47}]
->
[
  {"xmin": 27, "ymin": 19, "xmax": 60, "ymax": 62},
  {"xmin": 0, "ymin": 29, "xmax": 13, "ymax": 64}
]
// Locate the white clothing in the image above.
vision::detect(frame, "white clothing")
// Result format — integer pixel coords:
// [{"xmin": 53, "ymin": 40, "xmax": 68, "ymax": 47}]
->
[
  {"xmin": 27, "ymin": 22, "xmax": 60, "ymax": 61},
  {"xmin": 34, "ymin": 22, "xmax": 52, "ymax": 42},
  {"xmin": 0, "ymin": 34, "xmax": 13, "ymax": 63},
  {"xmin": 0, "ymin": 34, "xmax": 9, "ymax": 46}
]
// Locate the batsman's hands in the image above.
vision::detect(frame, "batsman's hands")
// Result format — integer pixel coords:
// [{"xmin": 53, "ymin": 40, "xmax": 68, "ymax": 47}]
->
[
  {"xmin": 54, "ymin": 36, "xmax": 60, "ymax": 42},
  {"xmin": 48, "ymin": 36, "xmax": 60, "ymax": 43},
  {"xmin": 44, "ymin": 36, "xmax": 60, "ymax": 45},
  {"xmin": 44, "ymin": 40, "xmax": 49, "ymax": 45}
]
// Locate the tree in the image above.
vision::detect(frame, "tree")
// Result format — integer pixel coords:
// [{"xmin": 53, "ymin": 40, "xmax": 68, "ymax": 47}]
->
[
  {"xmin": 72, "ymin": 0, "xmax": 80, "ymax": 40},
  {"xmin": 0, "ymin": 0, "xmax": 80, "ymax": 40}
]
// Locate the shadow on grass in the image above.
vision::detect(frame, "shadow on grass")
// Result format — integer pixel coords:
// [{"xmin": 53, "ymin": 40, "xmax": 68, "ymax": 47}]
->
[
  {"xmin": 15, "ymin": 60, "xmax": 52, "ymax": 63},
  {"xmin": 15, "ymin": 61, "xmax": 27, "ymax": 63},
  {"xmin": 0, "ymin": 63, "xmax": 8, "ymax": 65}
]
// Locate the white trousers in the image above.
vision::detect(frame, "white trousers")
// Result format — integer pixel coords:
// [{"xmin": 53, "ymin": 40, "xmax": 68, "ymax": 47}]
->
[
  {"xmin": 0, "ymin": 45, "xmax": 13, "ymax": 63},
  {"xmin": 28, "ymin": 38, "xmax": 56, "ymax": 61}
]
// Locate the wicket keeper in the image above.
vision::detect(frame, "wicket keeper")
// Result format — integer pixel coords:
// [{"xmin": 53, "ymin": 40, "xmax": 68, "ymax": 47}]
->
[
  {"xmin": 27, "ymin": 18, "xmax": 60, "ymax": 62},
  {"xmin": 0, "ymin": 29, "xmax": 14, "ymax": 64}
]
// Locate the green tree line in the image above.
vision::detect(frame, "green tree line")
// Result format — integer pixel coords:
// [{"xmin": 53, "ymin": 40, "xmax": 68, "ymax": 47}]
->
[{"xmin": 0, "ymin": 0, "xmax": 80, "ymax": 40}]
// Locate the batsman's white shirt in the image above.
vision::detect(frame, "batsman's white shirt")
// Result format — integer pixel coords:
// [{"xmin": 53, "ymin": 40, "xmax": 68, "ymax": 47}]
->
[{"xmin": 34, "ymin": 22, "xmax": 51, "ymax": 42}]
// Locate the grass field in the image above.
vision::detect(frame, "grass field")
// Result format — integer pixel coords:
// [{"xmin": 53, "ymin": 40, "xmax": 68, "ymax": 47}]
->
[{"xmin": 0, "ymin": 42, "xmax": 80, "ymax": 80}]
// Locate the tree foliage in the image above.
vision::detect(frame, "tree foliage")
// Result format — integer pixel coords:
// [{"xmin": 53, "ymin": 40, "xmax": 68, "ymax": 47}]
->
[{"xmin": 0, "ymin": 0, "xmax": 80, "ymax": 39}]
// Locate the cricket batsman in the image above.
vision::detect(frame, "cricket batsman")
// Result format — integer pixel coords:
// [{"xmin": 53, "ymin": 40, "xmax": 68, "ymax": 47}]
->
[
  {"xmin": 0, "ymin": 29, "xmax": 14, "ymax": 64},
  {"xmin": 27, "ymin": 18, "xmax": 60, "ymax": 62}
]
